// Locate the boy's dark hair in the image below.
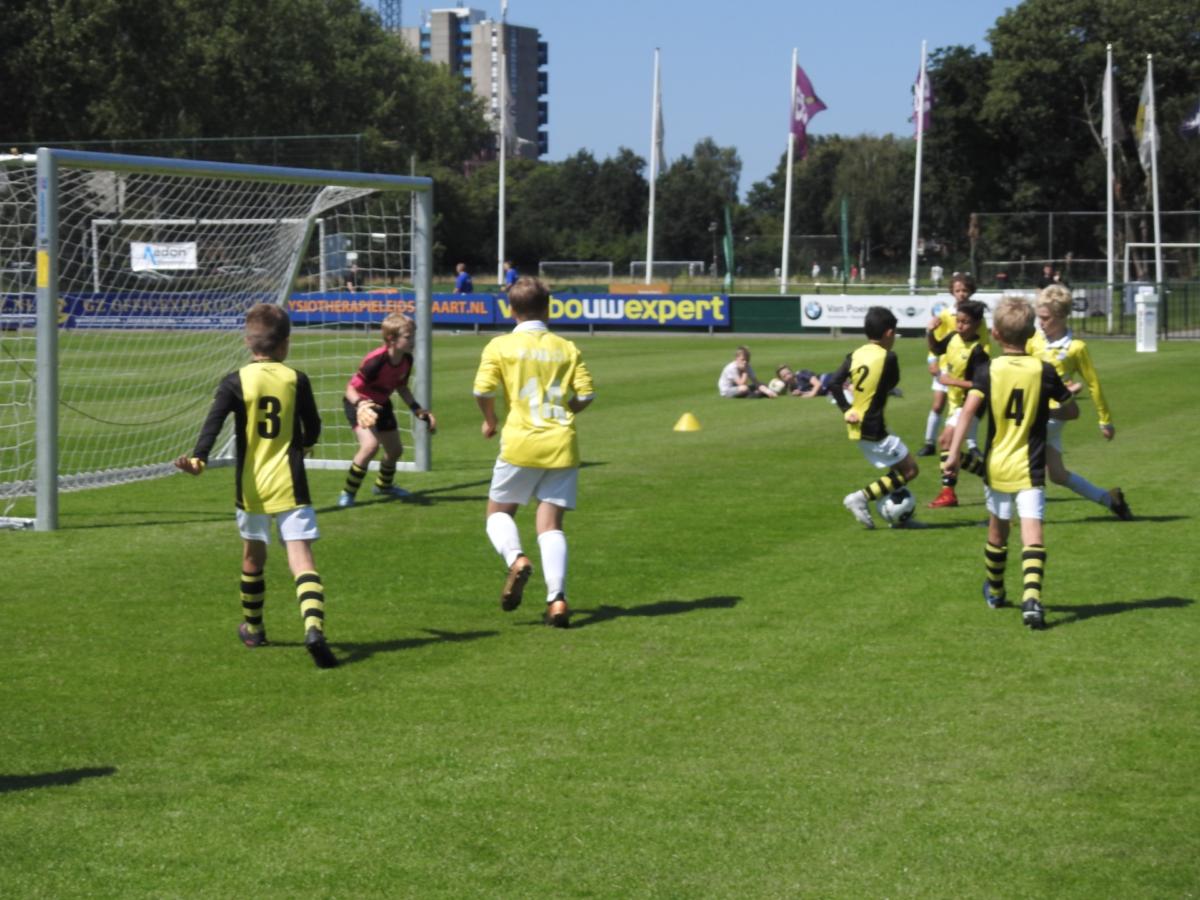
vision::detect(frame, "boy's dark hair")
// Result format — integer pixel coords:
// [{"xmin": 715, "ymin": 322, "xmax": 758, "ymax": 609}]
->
[
  {"xmin": 863, "ymin": 306, "xmax": 898, "ymax": 340},
  {"xmin": 951, "ymin": 272, "xmax": 977, "ymax": 296},
  {"xmin": 245, "ymin": 303, "xmax": 291, "ymax": 355},
  {"xmin": 508, "ymin": 276, "xmax": 550, "ymax": 318},
  {"xmin": 958, "ymin": 300, "xmax": 987, "ymax": 324}
]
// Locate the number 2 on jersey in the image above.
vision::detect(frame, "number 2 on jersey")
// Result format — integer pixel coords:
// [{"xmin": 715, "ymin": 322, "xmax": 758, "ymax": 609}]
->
[{"xmin": 518, "ymin": 376, "xmax": 566, "ymax": 426}]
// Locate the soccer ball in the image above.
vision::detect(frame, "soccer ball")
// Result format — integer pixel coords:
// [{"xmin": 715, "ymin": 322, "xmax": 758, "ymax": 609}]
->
[
  {"xmin": 767, "ymin": 378, "xmax": 787, "ymax": 394},
  {"xmin": 877, "ymin": 488, "xmax": 917, "ymax": 526}
]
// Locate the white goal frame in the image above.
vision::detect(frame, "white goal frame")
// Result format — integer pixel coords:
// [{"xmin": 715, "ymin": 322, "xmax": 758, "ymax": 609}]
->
[
  {"xmin": 628, "ymin": 260, "xmax": 705, "ymax": 279},
  {"xmin": 10, "ymin": 147, "xmax": 432, "ymax": 531},
  {"xmin": 537, "ymin": 260, "xmax": 614, "ymax": 281}
]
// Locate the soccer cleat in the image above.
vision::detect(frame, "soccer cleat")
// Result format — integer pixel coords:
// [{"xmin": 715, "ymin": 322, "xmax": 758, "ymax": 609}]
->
[
  {"xmin": 982, "ymin": 581, "xmax": 1007, "ymax": 609},
  {"xmin": 927, "ymin": 486, "xmax": 959, "ymax": 508},
  {"xmin": 304, "ymin": 627, "xmax": 339, "ymax": 669},
  {"xmin": 371, "ymin": 485, "xmax": 411, "ymax": 499},
  {"xmin": 916, "ymin": 442, "xmax": 938, "ymax": 457},
  {"xmin": 337, "ymin": 491, "xmax": 356, "ymax": 508},
  {"xmin": 238, "ymin": 622, "xmax": 268, "ymax": 647},
  {"xmin": 1021, "ymin": 599, "xmax": 1046, "ymax": 630},
  {"xmin": 501, "ymin": 556, "xmax": 533, "ymax": 611},
  {"xmin": 1108, "ymin": 487, "xmax": 1133, "ymax": 521},
  {"xmin": 842, "ymin": 491, "xmax": 875, "ymax": 529},
  {"xmin": 545, "ymin": 594, "xmax": 570, "ymax": 629}
]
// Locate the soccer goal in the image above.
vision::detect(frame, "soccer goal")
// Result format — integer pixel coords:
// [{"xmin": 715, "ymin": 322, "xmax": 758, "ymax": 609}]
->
[
  {"xmin": 537, "ymin": 260, "xmax": 614, "ymax": 283},
  {"xmin": 0, "ymin": 148, "xmax": 432, "ymax": 530},
  {"xmin": 628, "ymin": 260, "xmax": 705, "ymax": 279}
]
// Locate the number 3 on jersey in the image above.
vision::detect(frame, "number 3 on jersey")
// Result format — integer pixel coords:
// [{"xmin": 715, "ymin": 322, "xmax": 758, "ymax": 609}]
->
[
  {"xmin": 257, "ymin": 395, "xmax": 282, "ymax": 438},
  {"xmin": 518, "ymin": 376, "xmax": 566, "ymax": 426}
]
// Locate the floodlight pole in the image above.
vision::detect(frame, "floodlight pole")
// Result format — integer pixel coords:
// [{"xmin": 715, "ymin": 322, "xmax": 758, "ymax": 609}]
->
[{"xmin": 496, "ymin": 3, "xmax": 508, "ymax": 285}]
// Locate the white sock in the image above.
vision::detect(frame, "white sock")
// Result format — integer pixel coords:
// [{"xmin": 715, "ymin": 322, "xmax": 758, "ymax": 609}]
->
[
  {"xmin": 1065, "ymin": 472, "xmax": 1110, "ymax": 506},
  {"xmin": 486, "ymin": 512, "xmax": 523, "ymax": 567},
  {"xmin": 537, "ymin": 529, "xmax": 567, "ymax": 602},
  {"xmin": 924, "ymin": 410, "xmax": 942, "ymax": 444},
  {"xmin": 966, "ymin": 416, "xmax": 980, "ymax": 451}
]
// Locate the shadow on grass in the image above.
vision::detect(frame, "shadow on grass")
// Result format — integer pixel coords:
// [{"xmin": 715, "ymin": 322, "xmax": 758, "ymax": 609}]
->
[
  {"xmin": 561, "ymin": 594, "xmax": 741, "ymax": 629},
  {"xmin": 317, "ymin": 476, "xmax": 494, "ymax": 512},
  {"xmin": 1058, "ymin": 514, "xmax": 1187, "ymax": 525},
  {"xmin": 270, "ymin": 628, "xmax": 499, "ymax": 666},
  {"xmin": 1047, "ymin": 595, "xmax": 1193, "ymax": 628},
  {"xmin": 0, "ymin": 766, "xmax": 117, "ymax": 794},
  {"xmin": 68, "ymin": 511, "xmax": 228, "ymax": 530}
]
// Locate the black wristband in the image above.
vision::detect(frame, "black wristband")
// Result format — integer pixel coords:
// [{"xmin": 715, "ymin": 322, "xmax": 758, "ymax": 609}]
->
[{"xmin": 409, "ymin": 400, "xmax": 422, "ymax": 413}]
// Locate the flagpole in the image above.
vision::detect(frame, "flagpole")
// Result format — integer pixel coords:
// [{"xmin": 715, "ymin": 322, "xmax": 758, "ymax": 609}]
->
[
  {"xmin": 645, "ymin": 48, "xmax": 661, "ymax": 286},
  {"xmin": 907, "ymin": 40, "xmax": 927, "ymax": 293},
  {"xmin": 780, "ymin": 47, "xmax": 797, "ymax": 295},
  {"xmin": 496, "ymin": 1, "xmax": 508, "ymax": 285},
  {"xmin": 1147, "ymin": 54, "xmax": 1164, "ymax": 292},
  {"xmin": 1104, "ymin": 44, "xmax": 1115, "ymax": 333}
]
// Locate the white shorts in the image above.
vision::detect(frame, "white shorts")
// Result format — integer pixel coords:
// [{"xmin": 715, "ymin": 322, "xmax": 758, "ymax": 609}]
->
[
  {"xmin": 945, "ymin": 407, "xmax": 963, "ymax": 429},
  {"xmin": 237, "ymin": 506, "xmax": 320, "ymax": 544},
  {"xmin": 1046, "ymin": 417, "xmax": 1066, "ymax": 451},
  {"xmin": 489, "ymin": 460, "xmax": 578, "ymax": 509},
  {"xmin": 931, "ymin": 376, "xmax": 949, "ymax": 394},
  {"xmin": 985, "ymin": 486, "xmax": 1045, "ymax": 522},
  {"xmin": 856, "ymin": 434, "xmax": 910, "ymax": 470}
]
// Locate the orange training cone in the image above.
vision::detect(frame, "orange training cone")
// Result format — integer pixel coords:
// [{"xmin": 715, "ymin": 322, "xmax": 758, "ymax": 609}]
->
[{"xmin": 673, "ymin": 412, "xmax": 702, "ymax": 432}]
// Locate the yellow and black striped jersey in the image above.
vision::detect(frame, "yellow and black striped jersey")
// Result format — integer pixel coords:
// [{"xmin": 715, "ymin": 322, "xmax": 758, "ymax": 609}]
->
[
  {"xmin": 929, "ymin": 331, "xmax": 990, "ymax": 411},
  {"xmin": 191, "ymin": 360, "xmax": 321, "ymax": 514},
  {"xmin": 473, "ymin": 321, "xmax": 594, "ymax": 468},
  {"xmin": 829, "ymin": 341, "xmax": 899, "ymax": 442},
  {"xmin": 1027, "ymin": 328, "xmax": 1112, "ymax": 426},
  {"xmin": 970, "ymin": 353, "xmax": 1073, "ymax": 492}
]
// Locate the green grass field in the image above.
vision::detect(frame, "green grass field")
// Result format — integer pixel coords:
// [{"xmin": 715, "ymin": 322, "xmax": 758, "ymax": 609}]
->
[{"xmin": 2, "ymin": 332, "xmax": 1197, "ymax": 898}]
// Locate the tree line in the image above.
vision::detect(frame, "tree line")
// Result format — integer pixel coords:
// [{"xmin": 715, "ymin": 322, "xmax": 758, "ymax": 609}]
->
[{"xmin": 3, "ymin": 0, "xmax": 1197, "ymax": 281}]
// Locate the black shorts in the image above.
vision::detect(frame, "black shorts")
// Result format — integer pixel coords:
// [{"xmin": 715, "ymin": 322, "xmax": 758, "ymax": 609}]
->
[{"xmin": 343, "ymin": 398, "xmax": 399, "ymax": 432}]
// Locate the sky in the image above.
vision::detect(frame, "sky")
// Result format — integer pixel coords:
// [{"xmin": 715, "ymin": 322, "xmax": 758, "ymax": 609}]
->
[{"xmin": 386, "ymin": 1, "xmax": 1019, "ymax": 197}]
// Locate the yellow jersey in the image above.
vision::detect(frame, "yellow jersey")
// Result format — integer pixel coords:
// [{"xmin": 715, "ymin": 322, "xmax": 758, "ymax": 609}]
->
[
  {"xmin": 191, "ymin": 360, "xmax": 322, "ymax": 514},
  {"xmin": 929, "ymin": 331, "xmax": 990, "ymax": 412},
  {"xmin": 829, "ymin": 341, "xmax": 899, "ymax": 442},
  {"xmin": 1027, "ymin": 328, "xmax": 1112, "ymax": 426},
  {"xmin": 473, "ymin": 321, "xmax": 595, "ymax": 468},
  {"xmin": 970, "ymin": 353, "xmax": 1073, "ymax": 492}
]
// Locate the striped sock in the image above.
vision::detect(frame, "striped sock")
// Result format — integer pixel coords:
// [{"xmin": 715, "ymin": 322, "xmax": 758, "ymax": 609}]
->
[
  {"xmin": 863, "ymin": 468, "xmax": 908, "ymax": 501},
  {"xmin": 240, "ymin": 569, "xmax": 265, "ymax": 635},
  {"xmin": 376, "ymin": 460, "xmax": 397, "ymax": 490},
  {"xmin": 939, "ymin": 451, "xmax": 958, "ymax": 487},
  {"xmin": 984, "ymin": 543, "xmax": 1007, "ymax": 601},
  {"xmin": 1022, "ymin": 545, "xmax": 1046, "ymax": 606},
  {"xmin": 343, "ymin": 462, "xmax": 367, "ymax": 496},
  {"xmin": 295, "ymin": 571, "xmax": 326, "ymax": 634}
]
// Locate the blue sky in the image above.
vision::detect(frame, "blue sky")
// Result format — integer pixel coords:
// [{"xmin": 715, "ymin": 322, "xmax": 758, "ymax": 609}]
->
[{"xmin": 383, "ymin": 1, "xmax": 1018, "ymax": 196}]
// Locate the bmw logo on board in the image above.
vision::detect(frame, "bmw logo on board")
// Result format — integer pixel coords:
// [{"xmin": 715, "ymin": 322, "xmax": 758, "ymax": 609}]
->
[{"xmin": 805, "ymin": 301, "xmax": 823, "ymax": 321}]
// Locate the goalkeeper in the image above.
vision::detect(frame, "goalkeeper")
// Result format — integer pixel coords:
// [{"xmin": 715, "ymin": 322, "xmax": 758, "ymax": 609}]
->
[{"xmin": 337, "ymin": 313, "xmax": 436, "ymax": 507}]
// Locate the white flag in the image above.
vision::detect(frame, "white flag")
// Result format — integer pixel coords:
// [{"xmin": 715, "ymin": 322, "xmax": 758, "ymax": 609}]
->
[
  {"xmin": 1102, "ymin": 55, "xmax": 1113, "ymax": 149},
  {"xmin": 652, "ymin": 55, "xmax": 665, "ymax": 174},
  {"xmin": 1135, "ymin": 64, "xmax": 1158, "ymax": 173}
]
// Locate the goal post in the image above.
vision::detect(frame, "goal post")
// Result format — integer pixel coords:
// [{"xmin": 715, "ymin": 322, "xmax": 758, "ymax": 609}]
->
[{"xmin": 1, "ymin": 147, "xmax": 432, "ymax": 531}]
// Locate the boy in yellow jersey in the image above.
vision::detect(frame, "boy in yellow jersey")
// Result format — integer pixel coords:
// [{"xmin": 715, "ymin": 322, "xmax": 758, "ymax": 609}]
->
[
  {"xmin": 473, "ymin": 277, "xmax": 595, "ymax": 627},
  {"xmin": 943, "ymin": 296, "xmax": 1078, "ymax": 629},
  {"xmin": 1029, "ymin": 285, "xmax": 1132, "ymax": 520},
  {"xmin": 925, "ymin": 299, "xmax": 990, "ymax": 508},
  {"xmin": 917, "ymin": 273, "xmax": 987, "ymax": 457},
  {"xmin": 831, "ymin": 307, "xmax": 921, "ymax": 529},
  {"xmin": 174, "ymin": 304, "xmax": 337, "ymax": 668}
]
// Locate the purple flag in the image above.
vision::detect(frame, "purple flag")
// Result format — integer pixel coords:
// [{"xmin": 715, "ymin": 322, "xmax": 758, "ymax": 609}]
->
[
  {"xmin": 790, "ymin": 65, "xmax": 827, "ymax": 159},
  {"xmin": 912, "ymin": 69, "xmax": 933, "ymax": 137}
]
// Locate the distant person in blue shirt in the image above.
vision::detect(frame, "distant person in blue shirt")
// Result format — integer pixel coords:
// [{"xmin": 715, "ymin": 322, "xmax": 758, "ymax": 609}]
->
[
  {"xmin": 454, "ymin": 262, "xmax": 474, "ymax": 294},
  {"xmin": 502, "ymin": 260, "xmax": 518, "ymax": 293}
]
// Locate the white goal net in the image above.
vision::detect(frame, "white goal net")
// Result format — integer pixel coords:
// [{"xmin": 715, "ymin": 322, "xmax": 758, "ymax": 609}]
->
[
  {"xmin": 629, "ymin": 260, "xmax": 705, "ymax": 279},
  {"xmin": 537, "ymin": 260, "xmax": 614, "ymax": 283},
  {"xmin": 0, "ymin": 149, "xmax": 432, "ymax": 530}
]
